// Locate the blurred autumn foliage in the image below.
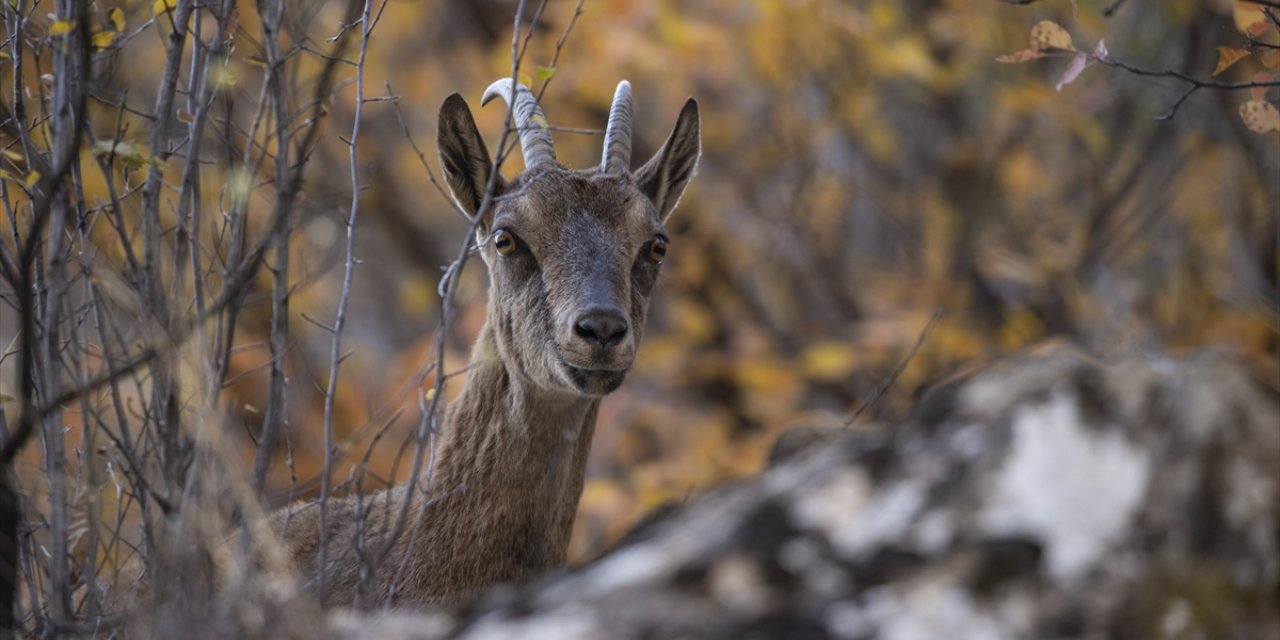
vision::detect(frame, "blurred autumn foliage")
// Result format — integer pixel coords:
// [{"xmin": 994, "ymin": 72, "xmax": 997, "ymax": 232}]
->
[{"xmin": 1, "ymin": 0, "xmax": 1276, "ymax": 588}]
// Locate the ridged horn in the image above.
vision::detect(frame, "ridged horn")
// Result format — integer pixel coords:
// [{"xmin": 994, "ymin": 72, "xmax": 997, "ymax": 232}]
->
[
  {"xmin": 481, "ymin": 78, "xmax": 557, "ymax": 169},
  {"xmin": 600, "ymin": 80, "xmax": 634, "ymax": 174}
]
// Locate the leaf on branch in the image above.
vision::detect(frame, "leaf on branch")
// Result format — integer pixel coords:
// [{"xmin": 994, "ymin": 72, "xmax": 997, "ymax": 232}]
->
[
  {"xmin": 1245, "ymin": 21, "xmax": 1271, "ymax": 37},
  {"xmin": 108, "ymin": 7, "xmax": 125, "ymax": 31},
  {"xmin": 1251, "ymin": 72, "xmax": 1276, "ymax": 101},
  {"xmin": 228, "ymin": 165, "xmax": 253, "ymax": 209},
  {"xmin": 0, "ymin": 169, "xmax": 24, "ymax": 187},
  {"xmin": 1239, "ymin": 100, "xmax": 1280, "ymax": 133},
  {"xmin": 210, "ymin": 61, "xmax": 237, "ymax": 91},
  {"xmin": 1213, "ymin": 47, "xmax": 1251, "ymax": 77},
  {"xmin": 24, "ymin": 170, "xmax": 40, "ymax": 187},
  {"xmin": 996, "ymin": 49, "xmax": 1045, "ymax": 64},
  {"xmin": 153, "ymin": 0, "xmax": 177, "ymax": 16},
  {"xmin": 93, "ymin": 140, "xmax": 152, "ymax": 169},
  {"xmin": 1056, "ymin": 52, "xmax": 1088, "ymax": 91},
  {"xmin": 91, "ymin": 30, "xmax": 118, "ymax": 50},
  {"xmin": 1030, "ymin": 21, "xmax": 1074, "ymax": 52},
  {"xmin": 536, "ymin": 65, "xmax": 556, "ymax": 82},
  {"xmin": 1093, "ymin": 39, "xmax": 1108, "ymax": 61},
  {"xmin": 1234, "ymin": 2, "xmax": 1268, "ymax": 33},
  {"xmin": 47, "ymin": 19, "xmax": 75, "ymax": 36}
]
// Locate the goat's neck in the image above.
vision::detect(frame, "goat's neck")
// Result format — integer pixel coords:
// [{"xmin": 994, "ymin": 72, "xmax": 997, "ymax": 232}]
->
[{"xmin": 424, "ymin": 324, "xmax": 600, "ymax": 578}]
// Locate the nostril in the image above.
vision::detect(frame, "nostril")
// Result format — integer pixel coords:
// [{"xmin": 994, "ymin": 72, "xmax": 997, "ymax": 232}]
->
[{"xmin": 574, "ymin": 309, "xmax": 629, "ymax": 347}]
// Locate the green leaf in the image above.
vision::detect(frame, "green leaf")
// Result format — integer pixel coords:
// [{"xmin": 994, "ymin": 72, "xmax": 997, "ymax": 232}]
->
[{"xmin": 536, "ymin": 65, "xmax": 556, "ymax": 82}]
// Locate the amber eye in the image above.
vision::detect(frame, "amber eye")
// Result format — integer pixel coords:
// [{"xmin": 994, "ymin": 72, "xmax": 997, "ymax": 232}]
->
[
  {"xmin": 648, "ymin": 236, "xmax": 668, "ymax": 264},
  {"xmin": 493, "ymin": 228, "xmax": 517, "ymax": 255}
]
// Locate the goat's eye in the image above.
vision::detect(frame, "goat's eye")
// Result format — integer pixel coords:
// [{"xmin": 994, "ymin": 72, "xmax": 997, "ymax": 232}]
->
[
  {"xmin": 647, "ymin": 236, "xmax": 668, "ymax": 264},
  {"xmin": 493, "ymin": 228, "xmax": 517, "ymax": 255}
]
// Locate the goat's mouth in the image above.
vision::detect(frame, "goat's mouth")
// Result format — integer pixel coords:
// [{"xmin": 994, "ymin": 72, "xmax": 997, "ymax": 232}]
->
[{"xmin": 558, "ymin": 361, "xmax": 629, "ymax": 396}]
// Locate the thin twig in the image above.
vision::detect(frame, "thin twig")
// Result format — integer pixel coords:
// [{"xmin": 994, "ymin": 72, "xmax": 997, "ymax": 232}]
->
[
  {"xmin": 381, "ymin": 0, "xmax": 539, "ymax": 609},
  {"xmin": 387, "ymin": 85, "xmax": 472, "ymax": 222},
  {"xmin": 318, "ymin": 0, "xmax": 381, "ymax": 606},
  {"xmin": 1095, "ymin": 56, "xmax": 1280, "ymax": 120},
  {"xmin": 1101, "ymin": 0, "xmax": 1129, "ymax": 17},
  {"xmin": 844, "ymin": 310, "xmax": 942, "ymax": 427}
]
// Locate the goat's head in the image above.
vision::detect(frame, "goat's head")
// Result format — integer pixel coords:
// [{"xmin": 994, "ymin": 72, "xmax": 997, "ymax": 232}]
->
[{"xmin": 438, "ymin": 80, "xmax": 700, "ymax": 397}]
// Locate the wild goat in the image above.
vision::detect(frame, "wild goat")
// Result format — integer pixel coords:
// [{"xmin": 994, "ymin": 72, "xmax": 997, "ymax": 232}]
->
[{"xmin": 271, "ymin": 79, "xmax": 701, "ymax": 608}]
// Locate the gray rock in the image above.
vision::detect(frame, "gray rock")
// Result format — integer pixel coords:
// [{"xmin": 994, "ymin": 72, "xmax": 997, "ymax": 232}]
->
[{"xmin": 337, "ymin": 345, "xmax": 1280, "ymax": 640}]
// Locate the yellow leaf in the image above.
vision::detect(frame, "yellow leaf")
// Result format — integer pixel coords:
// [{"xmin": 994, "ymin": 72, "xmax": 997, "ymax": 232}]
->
[
  {"xmin": 1239, "ymin": 100, "xmax": 1280, "ymax": 133},
  {"xmin": 733, "ymin": 356, "xmax": 800, "ymax": 396},
  {"xmin": 92, "ymin": 140, "xmax": 151, "ymax": 168},
  {"xmin": 2, "ymin": 148, "xmax": 22, "ymax": 162},
  {"xmin": 91, "ymin": 30, "xmax": 117, "ymax": 49},
  {"xmin": 1234, "ymin": 1, "xmax": 1267, "ymax": 33},
  {"xmin": 210, "ymin": 60, "xmax": 236, "ymax": 90},
  {"xmin": 1212, "ymin": 47, "xmax": 1250, "ymax": 77},
  {"xmin": 996, "ymin": 49, "xmax": 1045, "ymax": 64},
  {"xmin": 801, "ymin": 342, "xmax": 858, "ymax": 381},
  {"xmin": 48, "ymin": 19, "xmax": 75, "ymax": 36},
  {"xmin": 670, "ymin": 298, "xmax": 716, "ymax": 343},
  {"xmin": 998, "ymin": 307, "xmax": 1044, "ymax": 350},
  {"xmin": 24, "ymin": 170, "xmax": 40, "ymax": 186},
  {"xmin": 109, "ymin": 8, "xmax": 125, "ymax": 31},
  {"xmin": 227, "ymin": 164, "xmax": 253, "ymax": 209},
  {"xmin": 1029, "ymin": 20, "xmax": 1074, "ymax": 52},
  {"xmin": 152, "ymin": 0, "xmax": 177, "ymax": 15}
]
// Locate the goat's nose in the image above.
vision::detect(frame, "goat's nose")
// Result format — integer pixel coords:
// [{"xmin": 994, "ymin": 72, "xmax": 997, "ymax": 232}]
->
[{"xmin": 573, "ymin": 308, "xmax": 629, "ymax": 347}]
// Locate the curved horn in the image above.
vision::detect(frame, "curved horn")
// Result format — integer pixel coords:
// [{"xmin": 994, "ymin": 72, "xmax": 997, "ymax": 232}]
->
[
  {"xmin": 481, "ymin": 78, "xmax": 557, "ymax": 169},
  {"xmin": 600, "ymin": 80, "xmax": 634, "ymax": 174}
]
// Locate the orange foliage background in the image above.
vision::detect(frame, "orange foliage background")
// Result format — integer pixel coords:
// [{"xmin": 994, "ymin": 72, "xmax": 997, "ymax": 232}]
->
[{"xmin": 3, "ymin": 0, "xmax": 1277, "ymax": 564}]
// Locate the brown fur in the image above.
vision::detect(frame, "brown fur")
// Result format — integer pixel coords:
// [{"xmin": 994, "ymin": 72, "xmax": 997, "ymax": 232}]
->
[{"xmin": 271, "ymin": 85, "xmax": 701, "ymax": 609}]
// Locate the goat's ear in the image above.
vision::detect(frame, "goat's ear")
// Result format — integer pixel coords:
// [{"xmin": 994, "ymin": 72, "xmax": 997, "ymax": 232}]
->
[
  {"xmin": 635, "ymin": 98, "xmax": 700, "ymax": 222},
  {"xmin": 438, "ymin": 93, "xmax": 503, "ymax": 221}
]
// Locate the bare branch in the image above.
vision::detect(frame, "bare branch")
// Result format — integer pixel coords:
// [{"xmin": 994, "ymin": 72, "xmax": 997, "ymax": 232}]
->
[
  {"xmin": 318, "ymin": 0, "xmax": 382, "ymax": 605},
  {"xmin": 845, "ymin": 310, "xmax": 942, "ymax": 426},
  {"xmin": 1094, "ymin": 56, "xmax": 1280, "ymax": 120}
]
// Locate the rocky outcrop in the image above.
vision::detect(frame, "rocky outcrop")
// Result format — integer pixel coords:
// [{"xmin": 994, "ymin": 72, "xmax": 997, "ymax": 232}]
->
[{"xmin": 333, "ymin": 344, "xmax": 1279, "ymax": 639}]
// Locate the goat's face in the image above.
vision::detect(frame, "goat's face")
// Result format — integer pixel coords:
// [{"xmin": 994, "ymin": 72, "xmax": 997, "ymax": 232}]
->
[
  {"xmin": 479, "ymin": 171, "xmax": 666, "ymax": 395},
  {"xmin": 438, "ymin": 81, "xmax": 700, "ymax": 397}
]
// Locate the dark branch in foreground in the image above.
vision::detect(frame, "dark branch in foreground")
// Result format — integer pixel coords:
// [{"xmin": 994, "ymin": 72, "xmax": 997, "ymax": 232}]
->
[{"xmin": 1095, "ymin": 57, "xmax": 1280, "ymax": 120}]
